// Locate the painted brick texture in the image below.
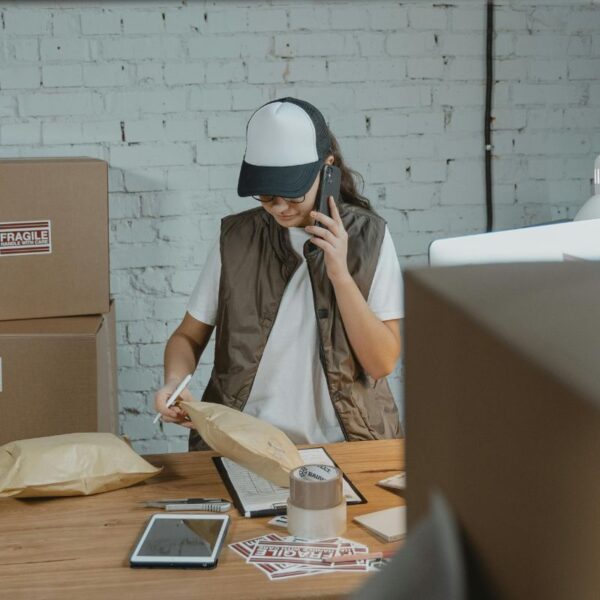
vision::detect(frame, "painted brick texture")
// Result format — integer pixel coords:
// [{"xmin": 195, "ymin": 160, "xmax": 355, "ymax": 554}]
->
[{"xmin": 1, "ymin": 1, "xmax": 598, "ymax": 452}]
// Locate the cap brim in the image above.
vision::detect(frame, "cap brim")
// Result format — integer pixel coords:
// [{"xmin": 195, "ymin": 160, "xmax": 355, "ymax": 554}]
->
[{"xmin": 237, "ymin": 160, "xmax": 322, "ymax": 198}]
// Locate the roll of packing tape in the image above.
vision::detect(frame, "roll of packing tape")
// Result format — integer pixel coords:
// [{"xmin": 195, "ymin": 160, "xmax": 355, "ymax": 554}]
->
[{"xmin": 287, "ymin": 464, "xmax": 346, "ymax": 539}]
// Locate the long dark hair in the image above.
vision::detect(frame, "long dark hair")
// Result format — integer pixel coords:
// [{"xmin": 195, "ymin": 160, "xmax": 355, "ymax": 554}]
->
[{"xmin": 328, "ymin": 130, "xmax": 374, "ymax": 213}]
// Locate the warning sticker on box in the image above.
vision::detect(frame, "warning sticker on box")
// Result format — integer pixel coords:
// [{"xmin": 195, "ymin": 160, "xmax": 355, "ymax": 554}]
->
[{"xmin": 0, "ymin": 220, "xmax": 52, "ymax": 257}]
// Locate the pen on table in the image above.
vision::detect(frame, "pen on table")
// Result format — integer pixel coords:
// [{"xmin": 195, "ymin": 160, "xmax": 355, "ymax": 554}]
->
[
  {"xmin": 153, "ymin": 374, "xmax": 192, "ymax": 424},
  {"xmin": 322, "ymin": 550, "xmax": 396, "ymax": 564}
]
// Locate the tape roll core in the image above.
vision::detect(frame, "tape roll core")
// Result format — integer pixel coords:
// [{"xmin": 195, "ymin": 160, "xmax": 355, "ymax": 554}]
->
[{"xmin": 289, "ymin": 464, "xmax": 343, "ymax": 510}]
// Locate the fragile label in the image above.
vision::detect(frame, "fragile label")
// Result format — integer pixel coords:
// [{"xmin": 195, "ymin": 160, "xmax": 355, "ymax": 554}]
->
[
  {"xmin": 0, "ymin": 220, "xmax": 52, "ymax": 257},
  {"xmin": 248, "ymin": 540, "xmax": 339, "ymax": 564},
  {"xmin": 229, "ymin": 534, "xmax": 373, "ymax": 581}
]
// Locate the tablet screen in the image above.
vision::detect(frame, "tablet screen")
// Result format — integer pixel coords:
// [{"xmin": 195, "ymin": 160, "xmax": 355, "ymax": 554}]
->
[{"xmin": 136, "ymin": 516, "xmax": 226, "ymax": 559}]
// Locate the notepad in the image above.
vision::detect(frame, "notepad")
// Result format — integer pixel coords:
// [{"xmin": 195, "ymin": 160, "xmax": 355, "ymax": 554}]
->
[
  {"xmin": 377, "ymin": 472, "xmax": 406, "ymax": 492},
  {"xmin": 353, "ymin": 506, "xmax": 407, "ymax": 542},
  {"xmin": 213, "ymin": 447, "xmax": 366, "ymax": 518}
]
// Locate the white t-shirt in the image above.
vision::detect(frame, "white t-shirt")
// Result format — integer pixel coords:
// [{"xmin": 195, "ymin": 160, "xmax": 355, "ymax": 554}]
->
[{"xmin": 186, "ymin": 224, "xmax": 404, "ymax": 444}]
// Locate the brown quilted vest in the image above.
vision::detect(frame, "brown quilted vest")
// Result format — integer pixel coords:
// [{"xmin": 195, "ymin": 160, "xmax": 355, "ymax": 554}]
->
[{"xmin": 189, "ymin": 199, "xmax": 402, "ymax": 451}]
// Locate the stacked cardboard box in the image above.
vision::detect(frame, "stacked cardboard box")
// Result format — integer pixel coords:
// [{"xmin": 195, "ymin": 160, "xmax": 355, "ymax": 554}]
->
[{"xmin": 0, "ymin": 158, "xmax": 117, "ymax": 445}]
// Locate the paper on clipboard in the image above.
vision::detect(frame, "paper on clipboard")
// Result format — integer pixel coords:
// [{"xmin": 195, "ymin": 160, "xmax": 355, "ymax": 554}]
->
[{"xmin": 216, "ymin": 447, "xmax": 365, "ymax": 517}]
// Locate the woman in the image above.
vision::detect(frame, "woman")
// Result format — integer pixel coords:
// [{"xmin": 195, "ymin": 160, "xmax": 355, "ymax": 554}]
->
[{"xmin": 154, "ymin": 97, "xmax": 404, "ymax": 451}]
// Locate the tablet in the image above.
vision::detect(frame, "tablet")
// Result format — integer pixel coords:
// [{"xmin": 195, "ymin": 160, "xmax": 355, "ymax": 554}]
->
[{"xmin": 130, "ymin": 513, "xmax": 230, "ymax": 569}]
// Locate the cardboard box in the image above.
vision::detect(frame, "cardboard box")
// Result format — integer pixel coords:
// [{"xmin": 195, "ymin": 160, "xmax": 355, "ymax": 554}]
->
[
  {"xmin": 0, "ymin": 300, "xmax": 117, "ymax": 445},
  {"xmin": 404, "ymin": 262, "xmax": 600, "ymax": 600},
  {"xmin": 0, "ymin": 157, "xmax": 109, "ymax": 321}
]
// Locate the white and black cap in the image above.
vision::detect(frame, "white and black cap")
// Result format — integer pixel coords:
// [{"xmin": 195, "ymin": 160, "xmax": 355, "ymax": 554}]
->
[{"xmin": 237, "ymin": 97, "xmax": 332, "ymax": 198}]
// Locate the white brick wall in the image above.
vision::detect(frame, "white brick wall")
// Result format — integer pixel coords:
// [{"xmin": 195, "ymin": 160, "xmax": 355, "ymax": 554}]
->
[{"xmin": 1, "ymin": 1, "xmax": 598, "ymax": 453}]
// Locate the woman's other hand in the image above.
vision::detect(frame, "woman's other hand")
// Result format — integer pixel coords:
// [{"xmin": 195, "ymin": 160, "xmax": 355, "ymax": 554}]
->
[{"xmin": 153, "ymin": 380, "xmax": 195, "ymax": 429}]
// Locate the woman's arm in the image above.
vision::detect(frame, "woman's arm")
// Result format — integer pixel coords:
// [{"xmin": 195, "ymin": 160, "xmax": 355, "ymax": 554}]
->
[
  {"xmin": 306, "ymin": 196, "xmax": 401, "ymax": 380},
  {"xmin": 154, "ymin": 312, "xmax": 214, "ymax": 427},
  {"xmin": 164, "ymin": 311, "xmax": 214, "ymax": 385},
  {"xmin": 331, "ymin": 276, "xmax": 401, "ymax": 379}
]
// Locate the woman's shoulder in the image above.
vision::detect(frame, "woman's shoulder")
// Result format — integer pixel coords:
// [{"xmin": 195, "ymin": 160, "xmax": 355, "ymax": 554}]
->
[
  {"xmin": 221, "ymin": 206, "xmax": 267, "ymax": 233},
  {"xmin": 340, "ymin": 201, "xmax": 386, "ymax": 230}
]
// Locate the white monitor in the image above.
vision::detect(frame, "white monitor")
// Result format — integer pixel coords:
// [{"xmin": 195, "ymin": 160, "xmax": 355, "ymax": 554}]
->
[{"xmin": 429, "ymin": 220, "xmax": 600, "ymax": 267}]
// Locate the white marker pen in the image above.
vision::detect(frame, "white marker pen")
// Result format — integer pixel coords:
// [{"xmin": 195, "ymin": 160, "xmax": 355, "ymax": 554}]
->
[{"xmin": 153, "ymin": 374, "xmax": 192, "ymax": 425}]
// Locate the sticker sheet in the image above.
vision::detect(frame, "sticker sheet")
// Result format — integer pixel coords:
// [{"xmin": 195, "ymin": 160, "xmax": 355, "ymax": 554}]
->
[{"xmin": 229, "ymin": 534, "xmax": 388, "ymax": 580}]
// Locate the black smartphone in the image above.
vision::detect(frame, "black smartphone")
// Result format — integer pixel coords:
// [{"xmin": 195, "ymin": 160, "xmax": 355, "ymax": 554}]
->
[{"xmin": 314, "ymin": 164, "xmax": 341, "ymax": 228}]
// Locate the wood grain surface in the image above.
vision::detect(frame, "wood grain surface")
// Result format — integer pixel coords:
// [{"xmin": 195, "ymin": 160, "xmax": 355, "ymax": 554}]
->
[{"xmin": 0, "ymin": 439, "xmax": 404, "ymax": 600}]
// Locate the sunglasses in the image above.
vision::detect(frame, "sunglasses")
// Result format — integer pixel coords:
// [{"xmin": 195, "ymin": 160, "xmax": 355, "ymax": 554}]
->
[{"xmin": 252, "ymin": 194, "xmax": 306, "ymax": 204}]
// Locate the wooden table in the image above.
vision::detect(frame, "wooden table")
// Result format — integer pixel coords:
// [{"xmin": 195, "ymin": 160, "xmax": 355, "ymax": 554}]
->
[{"xmin": 0, "ymin": 439, "xmax": 404, "ymax": 599}]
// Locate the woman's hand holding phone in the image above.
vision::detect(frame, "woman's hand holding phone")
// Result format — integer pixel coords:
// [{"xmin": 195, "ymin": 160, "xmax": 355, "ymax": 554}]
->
[{"xmin": 305, "ymin": 196, "xmax": 351, "ymax": 285}]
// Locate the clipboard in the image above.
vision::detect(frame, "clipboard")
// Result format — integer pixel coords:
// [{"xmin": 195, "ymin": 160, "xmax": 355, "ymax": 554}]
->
[{"xmin": 213, "ymin": 446, "xmax": 367, "ymax": 518}]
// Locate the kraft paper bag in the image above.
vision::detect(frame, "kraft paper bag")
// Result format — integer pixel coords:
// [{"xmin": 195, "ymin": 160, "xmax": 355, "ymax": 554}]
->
[
  {"xmin": 0, "ymin": 432, "xmax": 161, "ymax": 498},
  {"xmin": 180, "ymin": 400, "xmax": 303, "ymax": 487}
]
